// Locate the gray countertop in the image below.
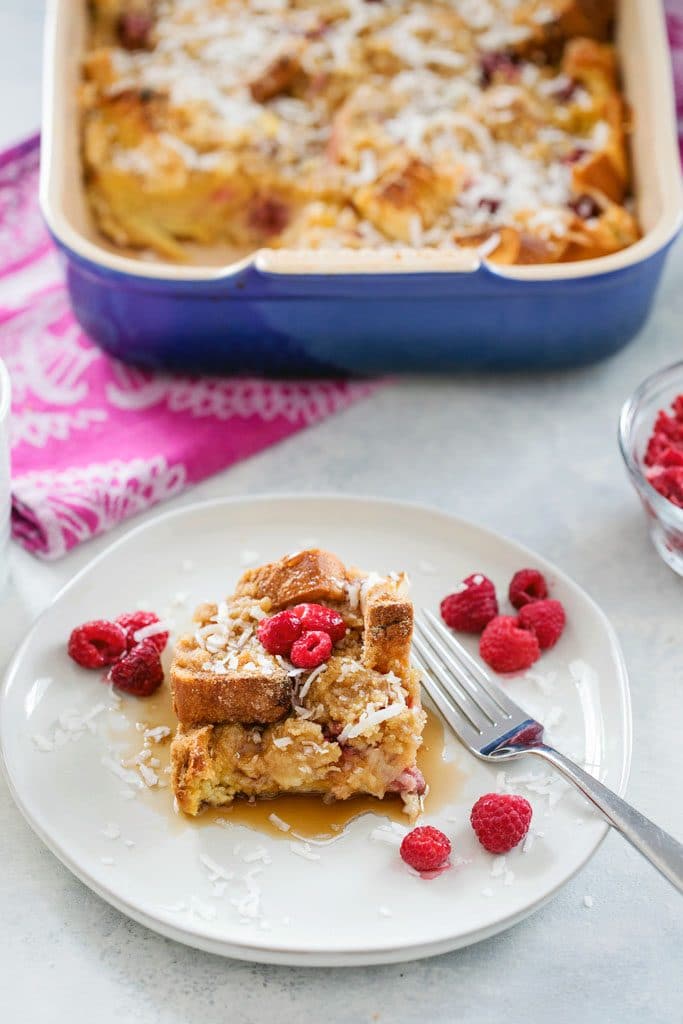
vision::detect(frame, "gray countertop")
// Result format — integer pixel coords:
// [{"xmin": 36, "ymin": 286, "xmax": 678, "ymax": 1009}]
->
[{"xmin": 1, "ymin": 4, "xmax": 681, "ymax": 1022}]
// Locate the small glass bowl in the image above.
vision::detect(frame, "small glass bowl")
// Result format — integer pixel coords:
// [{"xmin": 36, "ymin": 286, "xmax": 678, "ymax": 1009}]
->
[{"xmin": 619, "ymin": 359, "xmax": 683, "ymax": 577}]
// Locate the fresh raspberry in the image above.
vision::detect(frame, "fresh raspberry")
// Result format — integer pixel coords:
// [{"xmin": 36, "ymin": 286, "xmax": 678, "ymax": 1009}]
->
[
  {"xmin": 257, "ymin": 609, "xmax": 303, "ymax": 655},
  {"xmin": 470, "ymin": 793, "xmax": 533, "ymax": 854},
  {"xmin": 440, "ymin": 574, "xmax": 498, "ymax": 633},
  {"xmin": 479, "ymin": 615, "xmax": 540, "ymax": 673},
  {"xmin": 653, "ymin": 409, "xmax": 683, "ymax": 444},
  {"xmin": 399, "ymin": 826, "xmax": 451, "ymax": 872},
  {"xmin": 388, "ymin": 766, "xmax": 427, "ymax": 795},
  {"xmin": 508, "ymin": 568, "xmax": 548, "ymax": 609},
  {"xmin": 568, "ymin": 193, "xmax": 602, "ymax": 220},
  {"xmin": 290, "ymin": 629, "xmax": 333, "ymax": 669},
  {"xmin": 648, "ymin": 467, "xmax": 683, "ymax": 508},
  {"xmin": 290, "ymin": 603, "xmax": 347, "ymax": 642},
  {"xmin": 108, "ymin": 640, "xmax": 164, "ymax": 697},
  {"xmin": 115, "ymin": 611, "xmax": 169, "ymax": 653},
  {"xmin": 67, "ymin": 620, "xmax": 127, "ymax": 669},
  {"xmin": 518, "ymin": 599, "xmax": 566, "ymax": 650},
  {"xmin": 552, "ymin": 78, "xmax": 580, "ymax": 103},
  {"xmin": 479, "ymin": 51, "xmax": 519, "ymax": 87},
  {"xmin": 644, "ymin": 431, "xmax": 671, "ymax": 467},
  {"xmin": 658, "ymin": 446, "xmax": 683, "ymax": 468},
  {"xmin": 478, "ymin": 197, "xmax": 501, "ymax": 214},
  {"xmin": 248, "ymin": 196, "xmax": 290, "ymax": 236},
  {"xmin": 117, "ymin": 11, "xmax": 154, "ymax": 50},
  {"xmin": 643, "ymin": 397, "xmax": 683, "ymax": 508}
]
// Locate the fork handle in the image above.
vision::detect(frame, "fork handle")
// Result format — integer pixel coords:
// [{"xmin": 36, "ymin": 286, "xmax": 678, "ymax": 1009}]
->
[{"xmin": 526, "ymin": 746, "xmax": 683, "ymax": 893}]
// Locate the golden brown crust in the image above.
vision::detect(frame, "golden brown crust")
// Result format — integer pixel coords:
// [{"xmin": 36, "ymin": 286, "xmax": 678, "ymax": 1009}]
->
[
  {"xmin": 553, "ymin": 0, "xmax": 615, "ymax": 45},
  {"xmin": 353, "ymin": 158, "xmax": 463, "ymax": 243},
  {"xmin": 234, "ymin": 549, "xmax": 348, "ymax": 608},
  {"xmin": 362, "ymin": 578, "xmax": 413, "ymax": 674},
  {"xmin": 249, "ymin": 45, "xmax": 304, "ymax": 104},
  {"xmin": 170, "ymin": 725, "xmax": 215, "ymax": 815},
  {"xmin": 511, "ymin": 0, "xmax": 615, "ymax": 58},
  {"xmin": 171, "ymin": 636, "xmax": 292, "ymax": 727}
]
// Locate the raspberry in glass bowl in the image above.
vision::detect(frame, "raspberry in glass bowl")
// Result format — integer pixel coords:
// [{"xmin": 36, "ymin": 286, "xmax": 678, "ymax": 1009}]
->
[{"xmin": 619, "ymin": 360, "xmax": 683, "ymax": 576}]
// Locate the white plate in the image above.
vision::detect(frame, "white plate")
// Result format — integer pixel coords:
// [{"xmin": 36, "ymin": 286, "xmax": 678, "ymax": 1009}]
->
[{"xmin": 1, "ymin": 496, "xmax": 631, "ymax": 965}]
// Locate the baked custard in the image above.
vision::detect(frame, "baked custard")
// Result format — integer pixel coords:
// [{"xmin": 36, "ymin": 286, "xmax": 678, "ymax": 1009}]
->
[{"xmin": 81, "ymin": 0, "xmax": 638, "ymax": 265}]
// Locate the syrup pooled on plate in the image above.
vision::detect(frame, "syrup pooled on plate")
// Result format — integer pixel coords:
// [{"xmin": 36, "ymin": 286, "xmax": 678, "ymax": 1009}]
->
[{"xmin": 108, "ymin": 685, "xmax": 463, "ymax": 842}]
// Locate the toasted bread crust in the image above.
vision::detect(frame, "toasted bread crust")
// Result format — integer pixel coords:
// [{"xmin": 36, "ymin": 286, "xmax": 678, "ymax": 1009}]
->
[
  {"xmin": 235, "ymin": 549, "xmax": 348, "ymax": 608},
  {"xmin": 171, "ymin": 635, "xmax": 292, "ymax": 727},
  {"xmin": 171, "ymin": 725, "xmax": 215, "ymax": 815},
  {"xmin": 362, "ymin": 577, "xmax": 413, "ymax": 674}
]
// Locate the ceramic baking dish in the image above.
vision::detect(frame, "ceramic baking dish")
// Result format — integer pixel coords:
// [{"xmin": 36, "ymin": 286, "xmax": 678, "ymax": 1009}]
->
[{"xmin": 41, "ymin": 0, "xmax": 683, "ymax": 375}]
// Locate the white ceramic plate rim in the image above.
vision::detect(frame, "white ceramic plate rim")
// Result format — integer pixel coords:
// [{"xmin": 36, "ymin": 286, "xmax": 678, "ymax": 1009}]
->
[{"xmin": 0, "ymin": 495, "xmax": 632, "ymax": 964}]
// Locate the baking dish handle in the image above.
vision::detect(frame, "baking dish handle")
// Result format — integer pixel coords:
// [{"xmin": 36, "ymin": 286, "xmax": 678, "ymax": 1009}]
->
[{"xmin": 253, "ymin": 248, "xmax": 482, "ymax": 276}]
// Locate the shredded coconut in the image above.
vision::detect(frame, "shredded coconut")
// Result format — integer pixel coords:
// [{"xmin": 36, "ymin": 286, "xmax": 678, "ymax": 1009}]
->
[
  {"xmin": 144, "ymin": 725, "xmax": 171, "ymax": 743},
  {"xmin": 297, "ymin": 661, "xmax": 328, "ymax": 702},
  {"xmin": 242, "ymin": 847, "xmax": 272, "ymax": 865},
  {"xmin": 199, "ymin": 853, "xmax": 234, "ymax": 882},
  {"xmin": 31, "ymin": 734, "xmax": 55, "ymax": 752},
  {"xmin": 139, "ymin": 763, "xmax": 159, "ymax": 787},
  {"xmin": 133, "ymin": 620, "xmax": 172, "ymax": 643},
  {"xmin": 289, "ymin": 841, "xmax": 321, "ymax": 861},
  {"xmin": 337, "ymin": 702, "xmax": 405, "ymax": 743},
  {"xmin": 272, "ymin": 736, "xmax": 293, "ymax": 749},
  {"xmin": 268, "ymin": 813, "xmax": 291, "ymax": 832}
]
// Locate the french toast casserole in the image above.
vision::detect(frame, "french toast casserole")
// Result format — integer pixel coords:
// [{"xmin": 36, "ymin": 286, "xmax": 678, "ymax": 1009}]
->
[
  {"xmin": 170, "ymin": 550, "xmax": 427, "ymax": 818},
  {"xmin": 81, "ymin": 0, "xmax": 638, "ymax": 265}
]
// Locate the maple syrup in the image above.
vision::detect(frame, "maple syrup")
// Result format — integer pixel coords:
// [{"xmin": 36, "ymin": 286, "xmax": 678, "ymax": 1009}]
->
[{"xmin": 111, "ymin": 686, "xmax": 464, "ymax": 842}]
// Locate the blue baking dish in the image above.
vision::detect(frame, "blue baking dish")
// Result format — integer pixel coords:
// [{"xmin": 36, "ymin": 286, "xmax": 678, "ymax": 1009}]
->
[{"xmin": 41, "ymin": 0, "xmax": 683, "ymax": 376}]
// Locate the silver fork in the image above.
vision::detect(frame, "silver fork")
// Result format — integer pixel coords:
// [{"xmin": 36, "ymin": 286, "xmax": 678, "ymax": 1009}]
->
[{"xmin": 413, "ymin": 609, "xmax": 683, "ymax": 893}]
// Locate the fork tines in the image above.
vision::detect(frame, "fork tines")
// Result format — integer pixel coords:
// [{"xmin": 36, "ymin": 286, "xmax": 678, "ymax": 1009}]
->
[{"xmin": 413, "ymin": 609, "xmax": 537, "ymax": 754}]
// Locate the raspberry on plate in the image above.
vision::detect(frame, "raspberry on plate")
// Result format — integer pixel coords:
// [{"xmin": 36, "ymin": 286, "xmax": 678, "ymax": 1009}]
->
[
  {"xmin": 67, "ymin": 620, "xmax": 127, "ymax": 669},
  {"xmin": 257, "ymin": 609, "xmax": 303, "ymax": 655},
  {"xmin": 479, "ymin": 615, "xmax": 540, "ymax": 673},
  {"xmin": 290, "ymin": 629, "xmax": 333, "ymax": 669},
  {"xmin": 115, "ymin": 610, "xmax": 169, "ymax": 653},
  {"xmin": 400, "ymin": 825, "xmax": 451, "ymax": 872},
  {"xmin": 440, "ymin": 574, "xmax": 498, "ymax": 633},
  {"xmin": 290, "ymin": 603, "xmax": 347, "ymax": 642},
  {"xmin": 470, "ymin": 793, "xmax": 533, "ymax": 854},
  {"xmin": 518, "ymin": 598, "xmax": 566, "ymax": 650},
  {"xmin": 108, "ymin": 639, "xmax": 164, "ymax": 697},
  {"xmin": 508, "ymin": 568, "xmax": 548, "ymax": 609}
]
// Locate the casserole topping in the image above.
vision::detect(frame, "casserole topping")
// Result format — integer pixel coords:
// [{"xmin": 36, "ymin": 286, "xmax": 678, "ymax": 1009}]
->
[{"xmin": 81, "ymin": 0, "xmax": 638, "ymax": 264}]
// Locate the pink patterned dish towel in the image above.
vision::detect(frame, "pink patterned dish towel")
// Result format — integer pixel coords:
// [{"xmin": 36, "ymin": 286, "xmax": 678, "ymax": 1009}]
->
[{"xmin": 0, "ymin": 138, "xmax": 375, "ymax": 559}]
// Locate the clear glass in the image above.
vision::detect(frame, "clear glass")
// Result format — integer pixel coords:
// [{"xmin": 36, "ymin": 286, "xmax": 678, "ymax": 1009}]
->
[{"xmin": 619, "ymin": 360, "xmax": 683, "ymax": 577}]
